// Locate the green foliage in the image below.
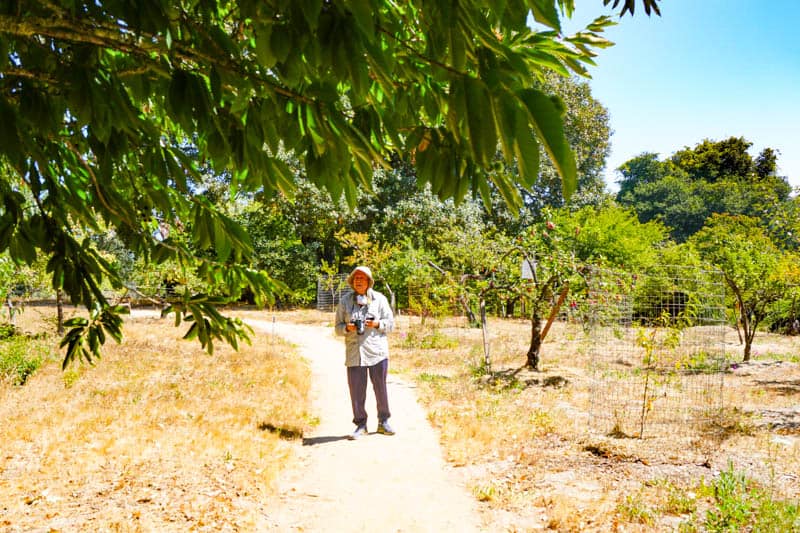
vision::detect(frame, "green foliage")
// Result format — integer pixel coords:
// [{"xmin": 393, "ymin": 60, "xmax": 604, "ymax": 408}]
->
[
  {"xmin": 616, "ymin": 152, "xmax": 680, "ymax": 198},
  {"xmin": 672, "ymin": 137, "xmax": 755, "ymax": 183},
  {"xmin": 398, "ymin": 328, "xmax": 459, "ymax": 350},
  {"xmin": 481, "ymin": 72, "xmax": 613, "ymax": 232},
  {"xmin": 619, "ymin": 175, "xmax": 708, "ymax": 242},
  {"xmin": 553, "ymin": 203, "xmax": 668, "ymax": 267},
  {"xmin": 0, "ymin": 329, "xmax": 49, "ymax": 385},
  {"xmin": 237, "ymin": 200, "xmax": 319, "ymax": 306},
  {"xmin": 527, "ymin": 72, "xmax": 612, "ymax": 210},
  {"xmin": 60, "ymin": 304, "xmax": 128, "ymax": 368},
  {"xmin": 616, "ymin": 138, "xmax": 794, "ymax": 243},
  {"xmin": 617, "ymin": 493, "xmax": 657, "ymax": 526},
  {"xmin": 165, "ymin": 296, "xmax": 254, "ymax": 355},
  {"xmin": 0, "ymin": 321, "xmax": 17, "ymax": 339},
  {"xmin": 700, "ymin": 462, "xmax": 800, "ymax": 532},
  {"xmin": 689, "ymin": 214, "xmax": 791, "ymax": 360}
]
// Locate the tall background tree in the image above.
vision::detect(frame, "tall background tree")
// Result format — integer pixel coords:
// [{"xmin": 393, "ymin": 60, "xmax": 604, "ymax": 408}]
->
[{"xmin": 616, "ymin": 137, "xmax": 793, "ymax": 243}]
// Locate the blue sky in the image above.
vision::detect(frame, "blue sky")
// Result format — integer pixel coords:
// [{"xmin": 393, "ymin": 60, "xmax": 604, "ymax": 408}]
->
[{"xmin": 561, "ymin": 0, "xmax": 800, "ymax": 192}]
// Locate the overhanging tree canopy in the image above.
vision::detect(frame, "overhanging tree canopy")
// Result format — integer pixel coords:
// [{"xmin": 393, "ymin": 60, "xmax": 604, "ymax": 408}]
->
[{"xmin": 0, "ymin": 0, "xmax": 659, "ymax": 364}]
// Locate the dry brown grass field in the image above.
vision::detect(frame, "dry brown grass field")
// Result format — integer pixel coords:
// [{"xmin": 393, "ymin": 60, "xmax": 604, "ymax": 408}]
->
[
  {"xmin": 2, "ymin": 306, "xmax": 799, "ymax": 531},
  {"xmin": 1, "ymin": 306, "xmax": 311, "ymax": 531}
]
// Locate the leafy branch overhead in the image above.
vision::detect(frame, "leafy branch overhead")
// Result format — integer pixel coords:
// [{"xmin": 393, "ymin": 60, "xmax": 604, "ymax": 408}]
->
[{"xmin": 0, "ymin": 1, "xmax": 658, "ymax": 363}]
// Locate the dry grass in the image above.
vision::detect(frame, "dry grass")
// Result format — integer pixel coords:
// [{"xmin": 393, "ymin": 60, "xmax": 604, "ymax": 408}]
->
[
  {"xmin": 1, "ymin": 306, "xmax": 311, "ymax": 532},
  {"xmin": 390, "ymin": 313, "xmax": 800, "ymax": 531}
]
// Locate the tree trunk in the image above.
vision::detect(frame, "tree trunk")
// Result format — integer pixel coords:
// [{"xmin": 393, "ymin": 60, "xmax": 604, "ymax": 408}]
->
[
  {"xmin": 480, "ymin": 298, "xmax": 490, "ymax": 369},
  {"xmin": 527, "ymin": 310, "xmax": 542, "ymax": 370},
  {"xmin": 728, "ymin": 281, "xmax": 750, "ymax": 361},
  {"xmin": 56, "ymin": 289, "xmax": 64, "ymax": 335},
  {"xmin": 743, "ymin": 316, "xmax": 758, "ymax": 363},
  {"xmin": 733, "ymin": 302, "xmax": 743, "ymax": 344},
  {"xmin": 460, "ymin": 295, "xmax": 479, "ymax": 327}
]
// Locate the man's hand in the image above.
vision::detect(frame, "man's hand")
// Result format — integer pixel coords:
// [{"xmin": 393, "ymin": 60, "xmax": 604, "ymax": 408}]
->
[
  {"xmin": 365, "ymin": 319, "xmax": 379, "ymax": 329},
  {"xmin": 345, "ymin": 322, "xmax": 356, "ymax": 332}
]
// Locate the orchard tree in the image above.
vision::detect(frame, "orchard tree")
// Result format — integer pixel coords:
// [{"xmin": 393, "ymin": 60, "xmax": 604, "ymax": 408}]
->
[
  {"xmin": 552, "ymin": 202, "xmax": 668, "ymax": 267},
  {"xmin": 517, "ymin": 203, "xmax": 669, "ymax": 369},
  {"xmin": 689, "ymin": 214, "xmax": 790, "ymax": 361},
  {"xmin": 1, "ymin": 0, "xmax": 658, "ymax": 364},
  {"xmin": 515, "ymin": 214, "xmax": 577, "ymax": 369}
]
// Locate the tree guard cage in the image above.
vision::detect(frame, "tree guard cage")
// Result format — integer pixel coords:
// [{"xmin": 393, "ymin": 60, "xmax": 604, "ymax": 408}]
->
[
  {"xmin": 583, "ymin": 265, "xmax": 728, "ymax": 438},
  {"xmin": 316, "ymin": 274, "xmax": 349, "ymax": 312}
]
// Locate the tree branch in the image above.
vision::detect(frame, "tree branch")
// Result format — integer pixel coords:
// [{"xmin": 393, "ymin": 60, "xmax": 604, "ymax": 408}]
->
[{"xmin": 0, "ymin": 14, "xmax": 311, "ymax": 104}]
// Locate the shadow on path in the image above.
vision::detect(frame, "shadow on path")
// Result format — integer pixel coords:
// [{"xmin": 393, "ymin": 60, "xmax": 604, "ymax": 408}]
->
[{"xmin": 302, "ymin": 435, "xmax": 350, "ymax": 446}]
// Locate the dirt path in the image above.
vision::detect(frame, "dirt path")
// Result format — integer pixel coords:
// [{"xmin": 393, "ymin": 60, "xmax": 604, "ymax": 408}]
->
[{"xmin": 248, "ymin": 320, "xmax": 482, "ymax": 532}]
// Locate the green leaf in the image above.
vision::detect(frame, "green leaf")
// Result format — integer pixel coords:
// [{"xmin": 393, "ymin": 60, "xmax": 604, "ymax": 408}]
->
[
  {"xmin": 168, "ymin": 70, "xmax": 190, "ymax": 128},
  {"xmin": 567, "ymin": 32, "xmax": 614, "ymax": 49},
  {"xmin": 208, "ymin": 25, "xmax": 238, "ymax": 58},
  {"xmin": 513, "ymin": 115, "xmax": 540, "ymax": 188},
  {"xmin": 345, "ymin": 0, "xmax": 375, "ymax": 38},
  {"xmin": 0, "ymin": 98, "xmax": 20, "ymax": 161},
  {"xmin": 529, "ymin": 0, "xmax": 562, "ymax": 31},
  {"xmin": 476, "ymin": 174, "xmax": 493, "ymax": 211},
  {"xmin": 254, "ymin": 24, "xmax": 277, "ymax": 68},
  {"xmin": 518, "ymin": 88, "xmax": 577, "ymax": 200},
  {"xmin": 449, "ymin": 26, "xmax": 467, "ymax": 72},
  {"xmin": 491, "ymin": 171, "xmax": 522, "ymax": 211},
  {"xmin": 587, "ymin": 15, "xmax": 618, "ymax": 32},
  {"xmin": 464, "ymin": 78, "xmax": 497, "ymax": 167},
  {"xmin": 495, "ymin": 92, "xmax": 519, "ymax": 164},
  {"xmin": 271, "ymin": 25, "xmax": 291, "ymax": 63},
  {"xmin": 298, "ymin": 0, "xmax": 323, "ymax": 30}
]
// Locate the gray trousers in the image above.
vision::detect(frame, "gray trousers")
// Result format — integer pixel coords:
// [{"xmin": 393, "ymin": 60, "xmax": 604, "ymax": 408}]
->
[{"xmin": 347, "ymin": 358, "xmax": 390, "ymax": 426}]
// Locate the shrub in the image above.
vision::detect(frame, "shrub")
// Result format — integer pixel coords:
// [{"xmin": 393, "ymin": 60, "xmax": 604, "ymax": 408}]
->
[
  {"xmin": 698, "ymin": 462, "xmax": 800, "ymax": 532},
  {"xmin": 0, "ymin": 332, "xmax": 49, "ymax": 385},
  {"xmin": 397, "ymin": 328, "xmax": 458, "ymax": 350}
]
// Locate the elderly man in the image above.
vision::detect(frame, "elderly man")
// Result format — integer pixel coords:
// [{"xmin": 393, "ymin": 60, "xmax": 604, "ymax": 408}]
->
[{"xmin": 335, "ymin": 265, "xmax": 395, "ymax": 439}]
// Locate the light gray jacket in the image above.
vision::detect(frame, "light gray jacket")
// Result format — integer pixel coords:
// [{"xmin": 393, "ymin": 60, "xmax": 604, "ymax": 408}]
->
[{"xmin": 335, "ymin": 288, "xmax": 394, "ymax": 367}]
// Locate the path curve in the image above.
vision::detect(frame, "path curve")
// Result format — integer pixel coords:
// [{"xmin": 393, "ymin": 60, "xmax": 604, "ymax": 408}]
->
[{"xmin": 249, "ymin": 320, "xmax": 482, "ymax": 532}]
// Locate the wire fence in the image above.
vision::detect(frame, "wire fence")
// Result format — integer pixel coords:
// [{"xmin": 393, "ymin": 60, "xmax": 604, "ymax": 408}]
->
[{"xmin": 583, "ymin": 265, "xmax": 728, "ymax": 438}]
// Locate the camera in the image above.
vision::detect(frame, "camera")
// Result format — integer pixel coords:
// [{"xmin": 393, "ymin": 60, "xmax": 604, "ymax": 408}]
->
[{"xmin": 353, "ymin": 318, "xmax": 365, "ymax": 335}]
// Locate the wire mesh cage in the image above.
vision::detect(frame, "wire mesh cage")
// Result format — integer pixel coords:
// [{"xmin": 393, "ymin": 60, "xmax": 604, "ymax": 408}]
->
[
  {"xmin": 316, "ymin": 274, "xmax": 350, "ymax": 312},
  {"xmin": 583, "ymin": 265, "xmax": 729, "ymax": 438}
]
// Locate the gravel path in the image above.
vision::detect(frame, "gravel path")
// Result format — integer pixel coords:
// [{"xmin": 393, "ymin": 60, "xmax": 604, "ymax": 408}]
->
[{"xmin": 248, "ymin": 320, "xmax": 482, "ymax": 532}]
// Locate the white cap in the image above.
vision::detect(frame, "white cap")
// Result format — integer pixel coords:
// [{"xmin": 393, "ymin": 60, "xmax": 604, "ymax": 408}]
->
[{"xmin": 347, "ymin": 266, "xmax": 374, "ymax": 289}]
